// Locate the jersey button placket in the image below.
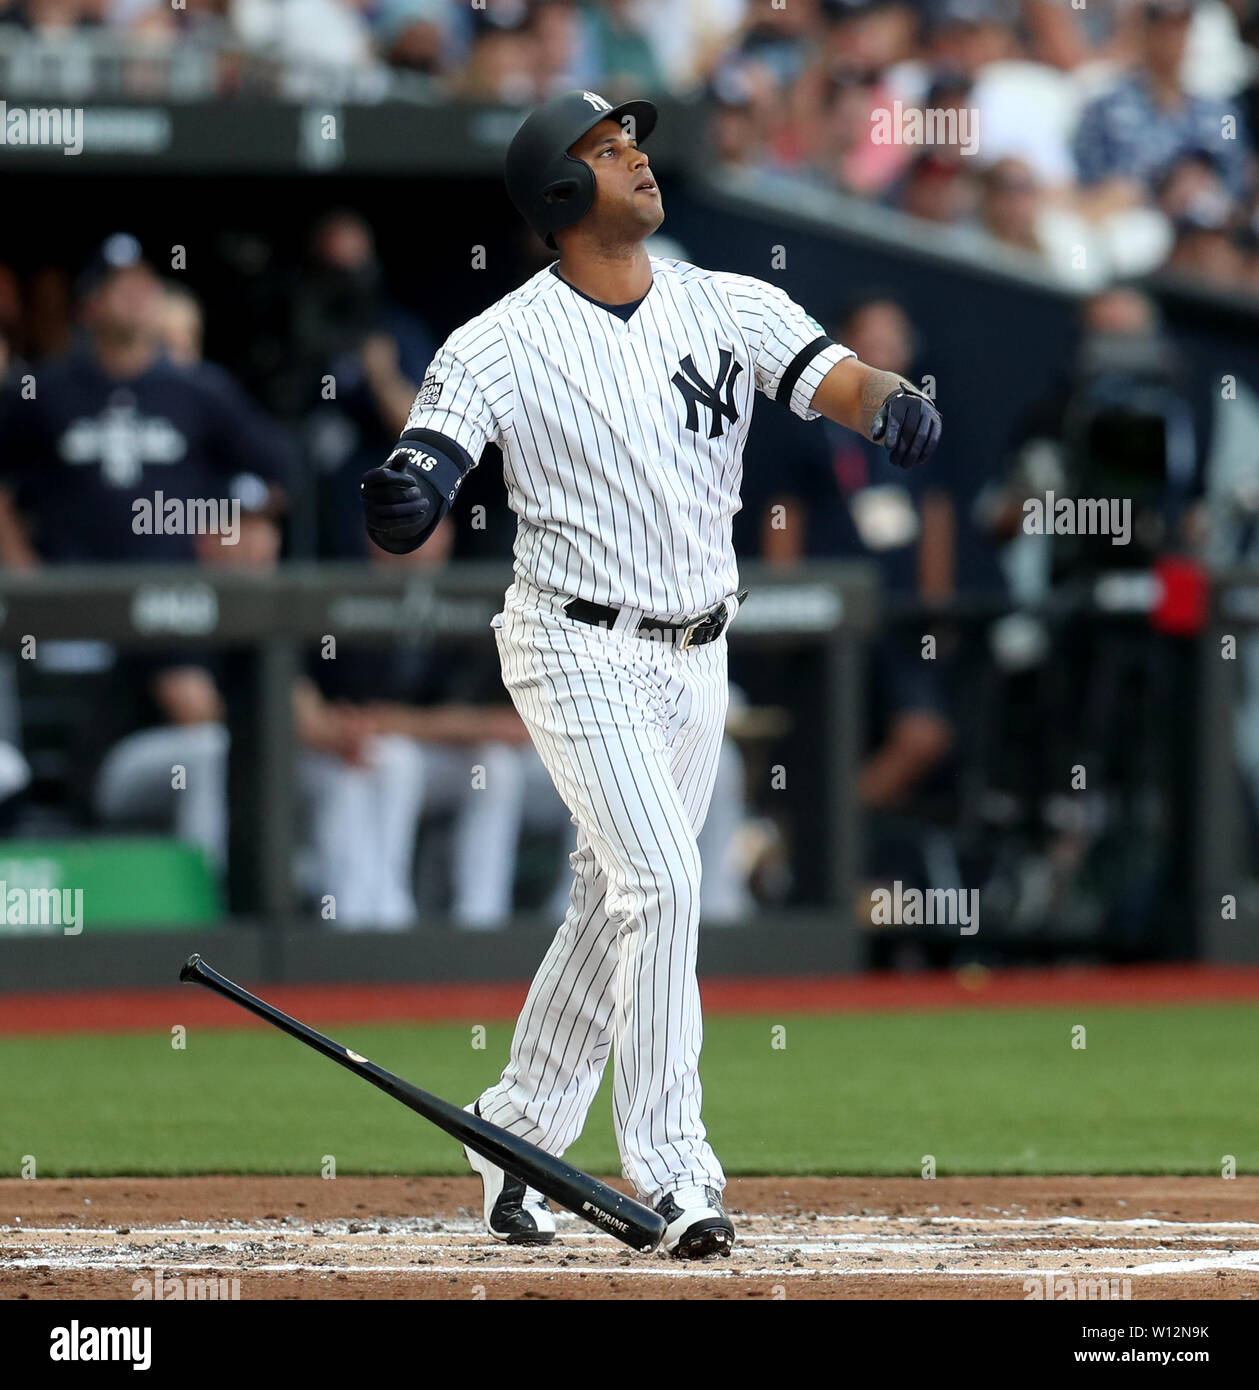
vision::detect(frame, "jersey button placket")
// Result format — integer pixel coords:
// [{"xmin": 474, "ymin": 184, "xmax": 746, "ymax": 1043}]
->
[{"xmin": 617, "ymin": 326, "xmax": 687, "ymax": 614}]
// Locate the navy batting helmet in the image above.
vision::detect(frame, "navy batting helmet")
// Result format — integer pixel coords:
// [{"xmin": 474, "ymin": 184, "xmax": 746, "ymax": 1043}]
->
[{"xmin": 504, "ymin": 90, "xmax": 658, "ymax": 250}]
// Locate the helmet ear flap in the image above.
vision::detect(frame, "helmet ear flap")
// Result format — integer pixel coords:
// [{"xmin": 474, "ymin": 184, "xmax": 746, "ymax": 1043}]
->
[
  {"xmin": 536, "ymin": 153, "xmax": 596, "ymax": 244},
  {"xmin": 542, "ymin": 176, "xmax": 581, "ymax": 207}
]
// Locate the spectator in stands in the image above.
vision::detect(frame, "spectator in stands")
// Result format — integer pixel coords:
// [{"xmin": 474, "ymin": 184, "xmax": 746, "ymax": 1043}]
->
[
  {"xmin": 584, "ymin": 0, "xmax": 665, "ymax": 96},
  {"xmin": 1156, "ymin": 149, "xmax": 1252, "ymax": 284},
  {"xmin": 231, "ymin": 0, "xmax": 381, "ymax": 84},
  {"xmin": 1157, "ymin": 148, "xmax": 1243, "ymax": 229},
  {"xmin": 373, "ymin": 0, "xmax": 463, "ymax": 76},
  {"xmin": 115, "ymin": 0, "xmax": 230, "ymax": 43},
  {"xmin": 803, "ymin": 64, "xmax": 912, "ymax": 196},
  {"xmin": 736, "ymin": 294, "xmax": 959, "ymax": 922},
  {"xmin": 157, "ymin": 282, "xmax": 204, "ymax": 367},
  {"xmin": 0, "ymin": 239, "xmax": 286, "ymax": 564},
  {"xmin": 458, "ymin": 19, "xmax": 538, "ymax": 101},
  {"xmin": 1022, "ymin": 0, "xmax": 1140, "ymax": 70},
  {"xmin": 734, "ymin": 0, "xmax": 823, "ymax": 91},
  {"xmin": 706, "ymin": 60, "xmax": 778, "ymax": 170},
  {"xmin": 1164, "ymin": 208, "xmax": 1251, "ymax": 281},
  {"xmin": 632, "ymin": 0, "xmax": 746, "ymax": 93},
  {"xmin": 10, "ymin": 0, "xmax": 92, "ymax": 35},
  {"xmin": 971, "ymin": 155, "xmax": 1109, "ymax": 281},
  {"xmin": 119, "ymin": 258, "xmax": 427, "ymax": 924},
  {"xmin": 528, "ymin": 0, "xmax": 599, "ymax": 96},
  {"xmin": 918, "ymin": 0, "xmax": 1018, "ymax": 77},
  {"xmin": 920, "ymin": 65, "xmax": 977, "ymax": 153},
  {"xmin": 820, "ymin": 0, "xmax": 919, "ymax": 74},
  {"xmin": 890, "ymin": 148, "xmax": 980, "ymax": 228},
  {"xmin": 1072, "ymin": 0, "xmax": 1253, "ymax": 216},
  {"xmin": 296, "ymin": 604, "xmax": 429, "ymax": 930},
  {"xmin": 308, "ymin": 516, "xmax": 552, "ymax": 931},
  {"xmin": 92, "ymin": 508, "xmax": 283, "ymax": 873},
  {"xmin": 290, "ymin": 226, "xmax": 550, "ymax": 928},
  {"xmin": 756, "ymin": 295, "xmax": 956, "ymax": 812},
  {"xmin": 22, "ymin": 268, "xmax": 73, "ymax": 365},
  {"xmin": 0, "ymin": 238, "xmax": 288, "ymax": 864},
  {"xmin": 297, "ymin": 209, "xmax": 436, "ymax": 558},
  {"xmin": 976, "ymin": 156, "xmax": 1046, "ymax": 255}
]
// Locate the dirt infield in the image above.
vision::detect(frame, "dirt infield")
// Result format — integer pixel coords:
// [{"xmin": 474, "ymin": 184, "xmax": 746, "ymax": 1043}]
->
[{"xmin": 4, "ymin": 1177, "xmax": 1259, "ymax": 1300}]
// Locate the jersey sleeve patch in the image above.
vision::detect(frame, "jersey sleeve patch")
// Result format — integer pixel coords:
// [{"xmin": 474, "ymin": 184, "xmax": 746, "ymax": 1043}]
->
[{"xmin": 404, "ymin": 335, "xmax": 505, "ymax": 459}]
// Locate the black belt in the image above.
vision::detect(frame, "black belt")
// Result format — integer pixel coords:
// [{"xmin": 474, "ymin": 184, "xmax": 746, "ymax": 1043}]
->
[{"xmin": 564, "ymin": 589, "xmax": 748, "ymax": 650}]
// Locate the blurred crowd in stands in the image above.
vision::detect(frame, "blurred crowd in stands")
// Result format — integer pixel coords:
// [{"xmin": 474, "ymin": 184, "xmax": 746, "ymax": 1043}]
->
[
  {"xmin": 2, "ymin": 0, "xmax": 1258, "ymax": 948},
  {"xmin": 3, "ymin": 0, "xmax": 1259, "ymax": 292},
  {"xmin": 712, "ymin": 0, "xmax": 1259, "ymax": 293},
  {"xmin": 0, "ymin": 194, "xmax": 1250, "ymax": 953}
]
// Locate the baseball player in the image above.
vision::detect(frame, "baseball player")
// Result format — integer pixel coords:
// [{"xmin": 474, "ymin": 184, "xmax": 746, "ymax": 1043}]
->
[{"xmin": 361, "ymin": 90, "xmax": 941, "ymax": 1258}]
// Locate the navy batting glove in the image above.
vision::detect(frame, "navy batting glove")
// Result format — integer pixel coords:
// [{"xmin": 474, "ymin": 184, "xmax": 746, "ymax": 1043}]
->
[
  {"xmin": 870, "ymin": 386, "xmax": 942, "ymax": 470},
  {"xmin": 361, "ymin": 449, "xmax": 443, "ymax": 554}
]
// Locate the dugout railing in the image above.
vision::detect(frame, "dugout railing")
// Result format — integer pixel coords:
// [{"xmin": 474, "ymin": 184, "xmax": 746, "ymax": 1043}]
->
[
  {"xmin": 0, "ymin": 560, "xmax": 1248, "ymax": 990},
  {"xmin": 0, "ymin": 561, "xmax": 876, "ymax": 990}
]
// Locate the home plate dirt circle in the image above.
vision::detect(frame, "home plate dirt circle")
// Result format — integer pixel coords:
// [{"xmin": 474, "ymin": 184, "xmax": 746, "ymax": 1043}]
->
[{"xmin": 4, "ymin": 1177, "xmax": 1259, "ymax": 1300}]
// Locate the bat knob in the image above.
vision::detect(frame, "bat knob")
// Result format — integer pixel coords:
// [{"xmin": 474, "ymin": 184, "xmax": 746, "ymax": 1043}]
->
[{"xmin": 179, "ymin": 953, "xmax": 203, "ymax": 983}]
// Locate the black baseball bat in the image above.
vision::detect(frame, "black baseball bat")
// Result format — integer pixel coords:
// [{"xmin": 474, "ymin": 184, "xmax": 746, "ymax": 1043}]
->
[{"xmin": 179, "ymin": 954, "xmax": 665, "ymax": 1252}]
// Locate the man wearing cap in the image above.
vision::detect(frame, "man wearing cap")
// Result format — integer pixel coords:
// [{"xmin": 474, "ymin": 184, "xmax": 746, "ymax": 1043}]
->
[{"xmin": 1072, "ymin": 0, "xmax": 1252, "ymax": 209}]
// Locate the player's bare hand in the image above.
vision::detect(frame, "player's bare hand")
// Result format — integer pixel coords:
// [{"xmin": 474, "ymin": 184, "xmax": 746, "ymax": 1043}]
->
[{"xmin": 870, "ymin": 386, "xmax": 942, "ymax": 470}]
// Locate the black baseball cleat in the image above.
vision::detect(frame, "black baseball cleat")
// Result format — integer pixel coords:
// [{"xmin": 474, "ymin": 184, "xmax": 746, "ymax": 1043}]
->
[
  {"xmin": 655, "ymin": 1185, "xmax": 735, "ymax": 1259},
  {"xmin": 463, "ymin": 1103, "xmax": 557, "ymax": 1245}
]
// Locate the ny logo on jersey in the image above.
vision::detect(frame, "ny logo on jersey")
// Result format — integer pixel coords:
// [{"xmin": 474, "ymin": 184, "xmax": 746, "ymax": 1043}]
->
[{"xmin": 671, "ymin": 350, "xmax": 743, "ymax": 440}]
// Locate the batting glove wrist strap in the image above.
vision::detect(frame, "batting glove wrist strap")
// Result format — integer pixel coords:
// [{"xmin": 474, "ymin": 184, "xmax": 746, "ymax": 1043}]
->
[{"xmin": 361, "ymin": 428, "xmax": 474, "ymax": 553}]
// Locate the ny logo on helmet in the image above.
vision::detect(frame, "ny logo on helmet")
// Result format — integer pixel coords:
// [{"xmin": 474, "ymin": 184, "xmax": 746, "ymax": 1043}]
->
[
  {"xmin": 671, "ymin": 350, "xmax": 743, "ymax": 440},
  {"xmin": 580, "ymin": 92, "xmax": 612, "ymax": 112}
]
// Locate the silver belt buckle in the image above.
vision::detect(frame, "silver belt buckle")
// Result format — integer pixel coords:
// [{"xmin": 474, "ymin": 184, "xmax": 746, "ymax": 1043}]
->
[{"xmin": 679, "ymin": 601, "xmax": 726, "ymax": 651}]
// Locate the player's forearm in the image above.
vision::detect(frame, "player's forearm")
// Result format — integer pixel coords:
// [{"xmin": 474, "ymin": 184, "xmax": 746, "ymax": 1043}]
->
[
  {"xmin": 811, "ymin": 357, "xmax": 942, "ymax": 470},
  {"xmin": 811, "ymin": 358, "xmax": 913, "ymax": 441}
]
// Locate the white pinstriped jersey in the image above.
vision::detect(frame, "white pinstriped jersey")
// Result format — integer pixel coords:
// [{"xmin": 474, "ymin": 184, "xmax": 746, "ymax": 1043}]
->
[{"xmin": 404, "ymin": 256, "xmax": 853, "ymax": 620}]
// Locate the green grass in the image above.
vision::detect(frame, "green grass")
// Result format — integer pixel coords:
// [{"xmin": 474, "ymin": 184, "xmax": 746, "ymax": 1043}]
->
[{"xmin": 3, "ymin": 1005, "xmax": 1257, "ymax": 1177}]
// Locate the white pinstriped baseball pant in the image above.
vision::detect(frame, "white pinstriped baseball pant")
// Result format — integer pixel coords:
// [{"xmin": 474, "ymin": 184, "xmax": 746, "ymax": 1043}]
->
[{"xmin": 477, "ymin": 578, "xmax": 732, "ymax": 1204}]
